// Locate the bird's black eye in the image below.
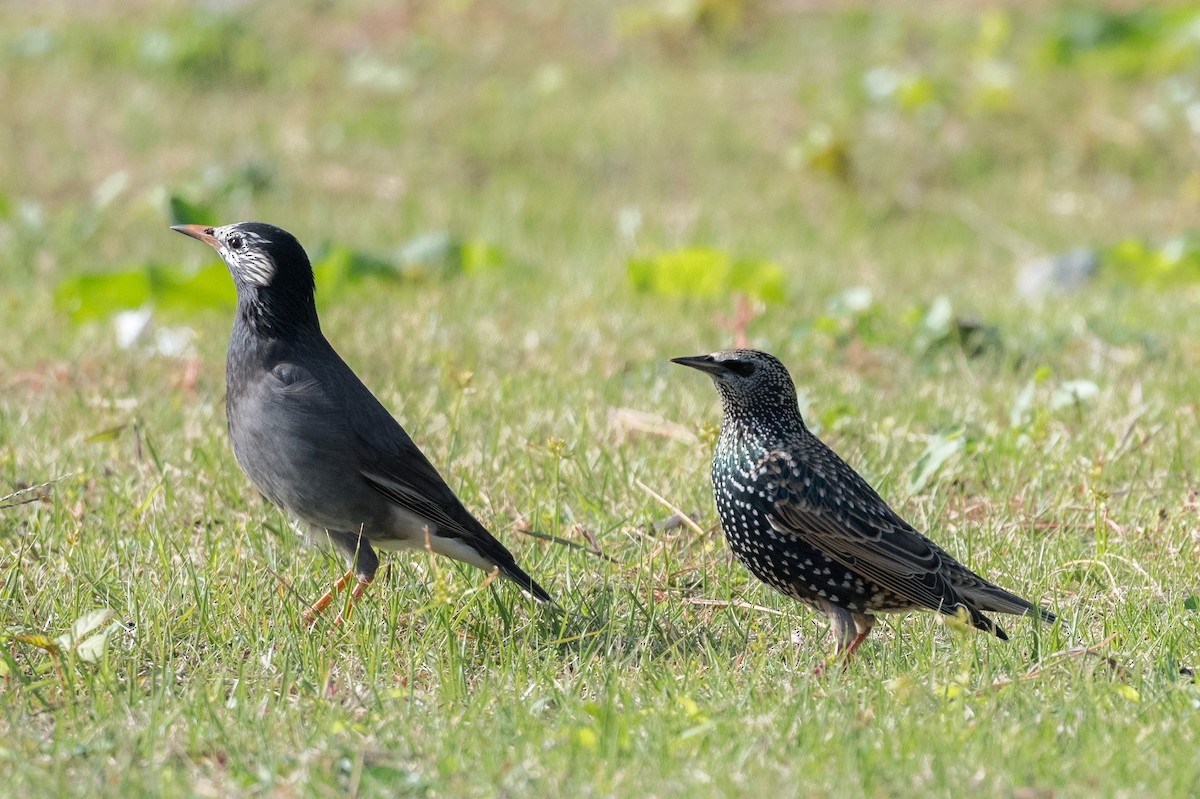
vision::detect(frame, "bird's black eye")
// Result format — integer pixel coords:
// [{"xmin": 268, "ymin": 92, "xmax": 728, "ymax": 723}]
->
[
  {"xmin": 227, "ymin": 234, "xmax": 244, "ymax": 251},
  {"xmin": 726, "ymin": 360, "xmax": 757, "ymax": 377}
]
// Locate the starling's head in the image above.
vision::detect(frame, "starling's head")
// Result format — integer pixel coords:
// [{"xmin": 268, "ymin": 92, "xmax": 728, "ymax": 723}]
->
[
  {"xmin": 172, "ymin": 221, "xmax": 314, "ymax": 296},
  {"xmin": 173, "ymin": 221, "xmax": 318, "ymax": 333},
  {"xmin": 672, "ymin": 349, "xmax": 801, "ymax": 422}
]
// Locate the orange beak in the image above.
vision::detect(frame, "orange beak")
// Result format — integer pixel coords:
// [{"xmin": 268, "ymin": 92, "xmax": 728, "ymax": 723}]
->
[{"xmin": 171, "ymin": 224, "xmax": 219, "ymax": 248}]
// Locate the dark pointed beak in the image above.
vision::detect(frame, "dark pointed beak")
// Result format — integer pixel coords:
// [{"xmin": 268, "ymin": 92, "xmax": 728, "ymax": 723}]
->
[
  {"xmin": 671, "ymin": 354, "xmax": 724, "ymax": 375},
  {"xmin": 171, "ymin": 224, "xmax": 219, "ymax": 248}
]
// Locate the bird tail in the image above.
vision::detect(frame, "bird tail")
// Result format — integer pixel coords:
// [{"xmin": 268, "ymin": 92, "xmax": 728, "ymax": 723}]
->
[
  {"xmin": 961, "ymin": 580, "xmax": 1056, "ymax": 625},
  {"xmin": 495, "ymin": 560, "xmax": 553, "ymax": 604},
  {"xmin": 453, "ymin": 525, "xmax": 554, "ymax": 604},
  {"xmin": 414, "ymin": 524, "xmax": 552, "ymax": 604},
  {"xmin": 957, "ymin": 604, "xmax": 1009, "ymax": 641}
]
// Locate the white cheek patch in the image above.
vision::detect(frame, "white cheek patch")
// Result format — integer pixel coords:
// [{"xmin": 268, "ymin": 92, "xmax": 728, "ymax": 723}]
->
[
  {"xmin": 218, "ymin": 228, "xmax": 276, "ymax": 287},
  {"xmin": 238, "ymin": 252, "xmax": 276, "ymax": 286}
]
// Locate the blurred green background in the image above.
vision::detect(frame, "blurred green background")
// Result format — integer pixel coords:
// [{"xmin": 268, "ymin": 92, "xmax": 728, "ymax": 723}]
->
[{"xmin": 2, "ymin": 2, "xmax": 1199, "ymax": 797}]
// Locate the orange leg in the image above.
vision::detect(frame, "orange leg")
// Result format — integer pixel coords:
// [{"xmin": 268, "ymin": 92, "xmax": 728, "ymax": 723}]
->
[
  {"xmin": 302, "ymin": 569, "xmax": 355, "ymax": 627},
  {"xmin": 331, "ymin": 577, "xmax": 374, "ymax": 626}
]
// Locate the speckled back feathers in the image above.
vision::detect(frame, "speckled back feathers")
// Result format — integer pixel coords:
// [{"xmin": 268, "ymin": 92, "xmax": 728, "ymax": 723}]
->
[{"xmin": 674, "ymin": 349, "xmax": 1054, "ymax": 649}]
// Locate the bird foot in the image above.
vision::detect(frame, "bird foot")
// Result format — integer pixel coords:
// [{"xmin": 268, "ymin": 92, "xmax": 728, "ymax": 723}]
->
[
  {"xmin": 329, "ymin": 577, "xmax": 373, "ymax": 627},
  {"xmin": 301, "ymin": 569, "xmax": 358, "ymax": 629},
  {"xmin": 814, "ymin": 629, "xmax": 872, "ymax": 676}
]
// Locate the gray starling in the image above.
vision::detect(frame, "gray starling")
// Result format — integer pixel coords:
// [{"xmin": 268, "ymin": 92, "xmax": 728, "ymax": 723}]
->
[
  {"xmin": 673, "ymin": 349, "xmax": 1054, "ymax": 660},
  {"xmin": 173, "ymin": 222, "xmax": 550, "ymax": 623}
]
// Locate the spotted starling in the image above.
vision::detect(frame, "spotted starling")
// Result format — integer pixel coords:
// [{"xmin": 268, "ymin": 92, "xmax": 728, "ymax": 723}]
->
[
  {"xmin": 673, "ymin": 349, "xmax": 1054, "ymax": 660},
  {"xmin": 172, "ymin": 222, "xmax": 550, "ymax": 623}
]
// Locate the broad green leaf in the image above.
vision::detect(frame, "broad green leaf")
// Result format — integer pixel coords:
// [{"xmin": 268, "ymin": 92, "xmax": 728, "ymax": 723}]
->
[
  {"xmin": 167, "ymin": 194, "xmax": 217, "ymax": 227},
  {"xmin": 627, "ymin": 247, "xmax": 786, "ymax": 303},
  {"xmin": 312, "ymin": 246, "xmax": 396, "ymax": 295},
  {"xmin": 896, "ymin": 74, "xmax": 936, "ymax": 110},
  {"xmin": 54, "ymin": 269, "xmax": 154, "ymax": 322},
  {"xmin": 460, "ymin": 240, "xmax": 505, "ymax": 273},
  {"xmin": 1102, "ymin": 235, "xmax": 1200, "ymax": 287},
  {"xmin": 1041, "ymin": 8, "xmax": 1200, "ymax": 76},
  {"xmin": 938, "ymin": 683, "xmax": 963, "ymax": 700},
  {"xmin": 55, "ymin": 263, "xmax": 235, "ymax": 322},
  {"xmin": 907, "ymin": 428, "xmax": 966, "ymax": 493},
  {"xmin": 677, "ymin": 696, "xmax": 703, "ymax": 718},
  {"xmin": 57, "ymin": 232, "xmax": 496, "ymax": 326},
  {"xmin": 628, "ymin": 248, "xmax": 727, "ymax": 299},
  {"xmin": 156, "ymin": 263, "xmax": 235, "ymax": 312},
  {"xmin": 728, "ymin": 258, "xmax": 786, "ymax": 303},
  {"xmin": 391, "ymin": 232, "xmax": 503, "ymax": 277}
]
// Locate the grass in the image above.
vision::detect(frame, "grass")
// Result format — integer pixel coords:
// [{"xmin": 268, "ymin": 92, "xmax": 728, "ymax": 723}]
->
[{"xmin": 2, "ymin": 1, "xmax": 1199, "ymax": 796}]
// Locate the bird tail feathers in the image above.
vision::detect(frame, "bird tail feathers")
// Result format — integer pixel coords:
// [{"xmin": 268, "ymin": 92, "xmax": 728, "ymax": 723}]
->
[
  {"xmin": 495, "ymin": 561, "xmax": 553, "ymax": 604},
  {"xmin": 957, "ymin": 605, "xmax": 1009, "ymax": 641},
  {"xmin": 421, "ymin": 531, "xmax": 552, "ymax": 604},
  {"xmin": 963, "ymin": 583, "xmax": 1056, "ymax": 624}
]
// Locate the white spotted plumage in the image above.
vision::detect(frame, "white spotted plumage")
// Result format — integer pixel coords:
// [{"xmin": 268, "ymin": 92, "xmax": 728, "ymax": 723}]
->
[{"xmin": 674, "ymin": 348, "xmax": 1055, "ymax": 658}]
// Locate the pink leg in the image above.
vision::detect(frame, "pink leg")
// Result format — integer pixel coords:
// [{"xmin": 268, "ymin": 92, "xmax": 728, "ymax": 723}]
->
[
  {"xmin": 815, "ymin": 613, "xmax": 875, "ymax": 675},
  {"xmin": 841, "ymin": 629, "xmax": 871, "ymax": 659}
]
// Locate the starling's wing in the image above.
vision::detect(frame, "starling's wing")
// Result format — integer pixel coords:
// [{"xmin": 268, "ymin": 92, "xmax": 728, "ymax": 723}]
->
[
  {"xmin": 307, "ymin": 343, "xmax": 503, "ymax": 543},
  {"xmin": 331, "ymin": 362, "xmax": 551, "ymax": 602},
  {"xmin": 354, "ymin": 434, "xmax": 551, "ymax": 603},
  {"xmin": 355, "ymin": 431, "xmax": 481, "ymax": 538},
  {"xmin": 757, "ymin": 447, "xmax": 999, "ymax": 633}
]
